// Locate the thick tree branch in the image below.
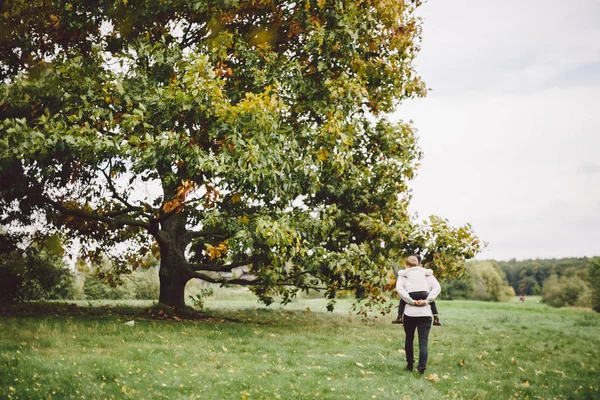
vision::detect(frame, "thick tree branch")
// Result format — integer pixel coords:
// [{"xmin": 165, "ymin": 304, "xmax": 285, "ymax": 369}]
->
[
  {"xmin": 188, "ymin": 259, "xmax": 253, "ymax": 273},
  {"xmin": 189, "ymin": 269, "xmax": 331, "ymax": 290},
  {"xmin": 44, "ymin": 196, "xmax": 151, "ymax": 230},
  {"xmin": 191, "ymin": 271, "xmax": 259, "ymax": 285}
]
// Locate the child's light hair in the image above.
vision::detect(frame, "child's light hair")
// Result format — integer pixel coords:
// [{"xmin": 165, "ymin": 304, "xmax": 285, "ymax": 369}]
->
[{"xmin": 405, "ymin": 255, "xmax": 419, "ymax": 267}]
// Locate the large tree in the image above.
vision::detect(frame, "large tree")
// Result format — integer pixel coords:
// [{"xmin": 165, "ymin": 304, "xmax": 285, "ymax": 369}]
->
[{"xmin": 0, "ymin": 0, "xmax": 481, "ymax": 310}]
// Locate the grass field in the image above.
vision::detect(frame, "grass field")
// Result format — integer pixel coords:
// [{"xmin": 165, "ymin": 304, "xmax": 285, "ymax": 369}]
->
[{"xmin": 1, "ymin": 294, "xmax": 599, "ymax": 399}]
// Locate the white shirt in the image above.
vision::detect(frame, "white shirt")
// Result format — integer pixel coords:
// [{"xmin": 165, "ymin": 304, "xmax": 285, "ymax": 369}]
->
[
  {"xmin": 396, "ymin": 268, "xmax": 441, "ymax": 317},
  {"xmin": 398, "ymin": 267, "xmax": 433, "ymax": 292}
]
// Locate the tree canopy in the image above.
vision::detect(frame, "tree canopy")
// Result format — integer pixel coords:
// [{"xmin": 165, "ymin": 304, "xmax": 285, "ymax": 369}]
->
[{"xmin": 1, "ymin": 0, "xmax": 481, "ymax": 311}]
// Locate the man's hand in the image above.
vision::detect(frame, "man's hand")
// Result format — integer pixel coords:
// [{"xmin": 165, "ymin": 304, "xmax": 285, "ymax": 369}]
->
[{"xmin": 414, "ymin": 300, "xmax": 427, "ymax": 307}]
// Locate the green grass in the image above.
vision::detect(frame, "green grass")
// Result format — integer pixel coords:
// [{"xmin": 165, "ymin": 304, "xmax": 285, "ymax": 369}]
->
[{"xmin": 1, "ymin": 297, "xmax": 599, "ymax": 399}]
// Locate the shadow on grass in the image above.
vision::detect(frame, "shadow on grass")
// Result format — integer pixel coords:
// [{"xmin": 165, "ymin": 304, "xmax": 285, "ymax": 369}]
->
[{"xmin": 0, "ymin": 301, "xmax": 242, "ymax": 323}]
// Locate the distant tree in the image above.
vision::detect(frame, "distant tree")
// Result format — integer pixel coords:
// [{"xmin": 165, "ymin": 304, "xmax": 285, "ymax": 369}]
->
[
  {"xmin": 588, "ymin": 257, "xmax": 600, "ymax": 313},
  {"xmin": 541, "ymin": 274, "xmax": 591, "ymax": 308},
  {"xmin": 0, "ymin": 0, "xmax": 481, "ymax": 311},
  {"xmin": 499, "ymin": 259, "xmax": 521, "ymax": 292},
  {"xmin": 0, "ymin": 232, "xmax": 74, "ymax": 302},
  {"xmin": 131, "ymin": 267, "xmax": 161, "ymax": 300},
  {"xmin": 466, "ymin": 261, "xmax": 514, "ymax": 302},
  {"xmin": 517, "ymin": 276, "xmax": 541, "ymax": 296}
]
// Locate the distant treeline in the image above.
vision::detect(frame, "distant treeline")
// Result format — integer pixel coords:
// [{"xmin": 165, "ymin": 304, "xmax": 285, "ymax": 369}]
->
[
  {"xmin": 497, "ymin": 257, "xmax": 590, "ymax": 296},
  {"xmin": 440, "ymin": 257, "xmax": 600, "ymax": 312}
]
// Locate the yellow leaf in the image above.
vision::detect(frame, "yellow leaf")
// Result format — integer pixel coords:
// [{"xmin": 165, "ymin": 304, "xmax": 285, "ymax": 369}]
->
[
  {"xmin": 426, "ymin": 373, "xmax": 440, "ymax": 382},
  {"xmin": 317, "ymin": 148, "xmax": 329, "ymax": 162},
  {"xmin": 356, "ymin": 362, "xmax": 365, "ymax": 368}
]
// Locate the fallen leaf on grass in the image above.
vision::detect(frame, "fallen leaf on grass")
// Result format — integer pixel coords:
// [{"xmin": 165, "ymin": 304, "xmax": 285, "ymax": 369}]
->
[
  {"xmin": 552, "ymin": 369, "xmax": 567, "ymax": 377},
  {"xmin": 333, "ymin": 354, "xmax": 346, "ymax": 357},
  {"xmin": 356, "ymin": 362, "xmax": 364, "ymax": 368},
  {"xmin": 360, "ymin": 370, "xmax": 375, "ymax": 375},
  {"xmin": 426, "ymin": 373, "xmax": 439, "ymax": 382},
  {"xmin": 521, "ymin": 381, "xmax": 530, "ymax": 388}
]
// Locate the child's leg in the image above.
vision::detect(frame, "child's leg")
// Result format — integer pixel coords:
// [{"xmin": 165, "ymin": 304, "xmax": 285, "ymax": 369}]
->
[
  {"xmin": 430, "ymin": 300, "xmax": 442, "ymax": 326},
  {"xmin": 398, "ymin": 299, "xmax": 406, "ymax": 316},
  {"xmin": 430, "ymin": 300, "xmax": 439, "ymax": 315},
  {"xmin": 393, "ymin": 299, "xmax": 407, "ymax": 323}
]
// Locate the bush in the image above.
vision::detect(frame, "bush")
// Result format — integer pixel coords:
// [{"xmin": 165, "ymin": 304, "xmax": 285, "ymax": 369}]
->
[
  {"xmin": 439, "ymin": 278, "xmax": 472, "ymax": 300},
  {"xmin": 82, "ymin": 266, "xmax": 160, "ymax": 300},
  {"xmin": 588, "ymin": 257, "xmax": 600, "ymax": 313},
  {"xmin": 0, "ymin": 234, "xmax": 74, "ymax": 302},
  {"xmin": 542, "ymin": 274, "xmax": 591, "ymax": 308},
  {"xmin": 83, "ymin": 275, "xmax": 130, "ymax": 300}
]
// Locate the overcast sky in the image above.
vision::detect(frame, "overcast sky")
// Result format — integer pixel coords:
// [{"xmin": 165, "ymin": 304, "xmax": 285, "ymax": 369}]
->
[{"xmin": 393, "ymin": 0, "xmax": 600, "ymax": 261}]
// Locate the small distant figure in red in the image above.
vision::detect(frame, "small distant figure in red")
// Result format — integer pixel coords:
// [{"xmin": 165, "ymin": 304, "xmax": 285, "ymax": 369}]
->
[{"xmin": 519, "ymin": 295, "xmax": 525, "ymax": 303}]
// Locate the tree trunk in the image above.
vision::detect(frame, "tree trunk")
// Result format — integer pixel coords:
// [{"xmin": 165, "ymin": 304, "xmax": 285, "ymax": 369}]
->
[
  {"xmin": 157, "ymin": 214, "xmax": 192, "ymax": 309},
  {"xmin": 158, "ymin": 263, "xmax": 190, "ymax": 309}
]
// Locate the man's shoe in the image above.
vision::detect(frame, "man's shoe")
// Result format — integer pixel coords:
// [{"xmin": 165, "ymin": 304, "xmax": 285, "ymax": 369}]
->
[
  {"xmin": 433, "ymin": 317, "xmax": 442, "ymax": 326},
  {"xmin": 391, "ymin": 317, "xmax": 403, "ymax": 324},
  {"xmin": 406, "ymin": 365, "xmax": 413, "ymax": 372},
  {"xmin": 417, "ymin": 368, "xmax": 425, "ymax": 374}
]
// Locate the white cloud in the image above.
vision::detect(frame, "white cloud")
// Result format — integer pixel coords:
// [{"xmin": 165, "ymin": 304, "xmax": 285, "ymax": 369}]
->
[
  {"xmin": 393, "ymin": 1, "xmax": 600, "ymax": 260},
  {"xmin": 414, "ymin": 0, "xmax": 600, "ymax": 95}
]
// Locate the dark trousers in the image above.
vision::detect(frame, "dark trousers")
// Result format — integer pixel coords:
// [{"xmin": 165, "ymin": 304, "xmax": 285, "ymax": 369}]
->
[
  {"xmin": 397, "ymin": 291, "xmax": 439, "ymax": 316},
  {"xmin": 403, "ymin": 316, "xmax": 432, "ymax": 370}
]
